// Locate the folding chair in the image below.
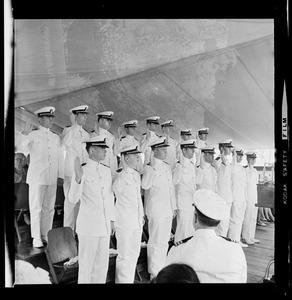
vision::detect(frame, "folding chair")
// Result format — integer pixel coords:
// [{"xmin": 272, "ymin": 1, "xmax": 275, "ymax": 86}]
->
[
  {"xmin": 14, "ymin": 183, "xmax": 30, "ymax": 242},
  {"xmin": 45, "ymin": 227, "xmax": 78, "ymax": 284}
]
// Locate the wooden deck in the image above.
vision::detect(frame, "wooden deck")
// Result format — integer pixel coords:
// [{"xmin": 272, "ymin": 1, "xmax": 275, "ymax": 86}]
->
[{"xmin": 14, "ymin": 212, "xmax": 274, "ymax": 284}]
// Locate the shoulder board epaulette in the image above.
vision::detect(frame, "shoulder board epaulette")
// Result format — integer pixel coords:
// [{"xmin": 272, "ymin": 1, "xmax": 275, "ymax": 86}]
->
[
  {"xmin": 215, "ymin": 157, "xmax": 220, "ymax": 161},
  {"xmin": 244, "ymin": 165, "xmax": 248, "ymax": 168},
  {"xmin": 163, "ymin": 161, "xmax": 170, "ymax": 165},
  {"xmin": 134, "ymin": 137, "xmax": 139, "ymax": 141},
  {"xmin": 32, "ymin": 128, "xmax": 39, "ymax": 131},
  {"xmin": 83, "ymin": 127, "xmax": 89, "ymax": 133},
  {"xmin": 81, "ymin": 163, "xmax": 87, "ymax": 167},
  {"xmin": 100, "ymin": 163, "xmax": 110, "ymax": 168},
  {"xmin": 66, "ymin": 125, "xmax": 71, "ymax": 128},
  {"xmin": 116, "ymin": 168, "xmax": 123, "ymax": 173},
  {"xmin": 142, "ymin": 132, "xmax": 146, "ymax": 135},
  {"xmin": 147, "ymin": 162, "xmax": 151, "ymax": 166},
  {"xmin": 120, "ymin": 136, "xmax": 126, "ymax": 140},
  {"xmin": 174, "ymin": 236, "xmax": 193, "ymax": 247},
  {"xmin": 90, "ymin": 130, "xmax": 95, "ymax": 133},
  {"xmin": 108, "ymin": 130, "xmax": 114, "ymax": 136},
  {"xmin": 156, "ymin": 134, "xmax": 162, "ymax": 137},
  {"xmin": 219, "ymin": 236, "xmax": 239, "ymax": 244}
]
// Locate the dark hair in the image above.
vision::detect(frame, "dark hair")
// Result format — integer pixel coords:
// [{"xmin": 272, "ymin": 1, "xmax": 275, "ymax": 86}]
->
[
  {"xmin": 152, "ymin": 263, "xmax": 200, "ymax": 283},
  {"xmin": 195, "ymin": 208, "xmax": 220, "ymax": 227}
]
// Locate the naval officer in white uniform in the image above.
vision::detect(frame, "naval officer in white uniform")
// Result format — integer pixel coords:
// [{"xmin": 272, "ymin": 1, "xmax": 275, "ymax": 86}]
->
[
  {"xmin": 113, "ymin": 144, "xmax": 144, "ymax": 283},
  {"xmin": 68, "ymin": 135, "xmax": 115, "ymax": 283},
  {"xmin": 61, "ymin": 105, "xmax": 90, "ymax": 232},
  {"xmin": 195, "ymin": 127, "xmax": 209, "ymax": 167},
  {"xmin": 166, "ymin": 189, "xmax": 247, "ymax": 283},
  {"xmin": 141, "ymin": 137, "xmax": 177, "ymax": 280},
  {"xmin": 16, "ymin": 107, "xmax": 64, "ymax": 248}
]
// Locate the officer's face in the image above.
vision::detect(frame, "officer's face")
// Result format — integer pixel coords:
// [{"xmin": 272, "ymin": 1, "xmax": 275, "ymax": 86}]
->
[
  {"xmin": 204, "ymin": 152, "xmax": 214, "ymax": 163},
  {"xmin": 147, "ymin": 123, "xmax": 158, "ymax": 132},
  {"xmin": 99, "ymin": 118, "xmax": 112, "ymax": 130},
  {"xmin": 126, "ymin": 126, "xmax": 136, "ymax": 136},
  {"xmin": 181, "ymin": 134, "xmax": 190, "ymax": 141},
  {"xmin": 39, "ymin": 116, "xmax": 53, "ymax": 128},
  {"xmin": 154, "ymin": 147, "xmax": 168, "ymax": 160},
  {"xmin": 183, "ymin": 147, "xmax": 195, "ymax": 159},
  {"xmin": 91, "ymin": 146, "xmax": 107, "ymax": 161},
  {"xmin": 162, "ymin": 126, "xmax": 171, "ymax": 136},
  {"xmin": 124, "ymin": 153, "xmax": 139, "ymax": 167},
  {"xmin": 237, "ymin": 155, "xmax": 243, "ymax": 163},
  {"xmin": 223, "ymin": 146, "xmax": 232, "ymax": 156},
  {"xmin": 199, "ymin": 133, "xmax": 207, "ymax": 141},
  {"xmin": 76, "ymin": 113, "xmax": 88, "ymax": 126},
  {"xmin": 248, "ymin": 158, "xmax": 256, "ymax": 165}
]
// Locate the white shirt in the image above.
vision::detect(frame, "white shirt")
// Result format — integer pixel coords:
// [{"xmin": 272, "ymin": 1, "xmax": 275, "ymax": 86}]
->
[
  {"xmin": 68, "ymin": 158, "xmax": 115, "ymax": 237},
  {"xmin": 113, "ymin": 167, "xmax": 144, "ymax": 229},
  {"xmin": 90, "ymin": 127, "xmax": 119, "ymax": 175},
  {"xmin": 166, "ymin": 229, "xmax": 247, "ymax": 283},
  {"xmin": 196, "ymin": 163, "xmax": 217, "ymax": 192},
  {"xmin": 142, "ymin": 158, "xmax": 176, "ymax": 218},
  {"xmin": 16, "ymin": 125, "xmax": 64, "ymax": 185},
  {"xmin": 216, "ymin": 158, "xmax": 233, "ymax": 203},
  {"xmin": 61, "ymin": 124, "xmax": 90, "ymax": 177},
  {"xmin": 140, "ymin": 131, "xmax": 161, "ymax": 166},
  {"xmin": 173, "ymin": 157, "xmax": 196, "ymax": 211},
  {"xmin": 231, "ymin": 156, "xmax": 248, "ymax": 203},
  {"xmin": 245, "ymin": 165, "xmax": 259, "ymax": 204}
]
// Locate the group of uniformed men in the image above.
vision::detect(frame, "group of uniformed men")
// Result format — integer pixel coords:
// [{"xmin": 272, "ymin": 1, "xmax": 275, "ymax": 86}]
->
[{"xmin": 16, "ymin": 104, "xmax": 260, "ymax": 284}]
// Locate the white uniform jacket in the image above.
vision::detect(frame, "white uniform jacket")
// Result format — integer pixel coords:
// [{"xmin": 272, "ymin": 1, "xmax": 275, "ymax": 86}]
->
[
  {"xmin": 16, "ymin": 126, "xmax": 64, "ymax": 185},
  {"xmin": 195, "ymin": 139, "xmax": 207, "ymax": 166},
  {"xmin": 173, "ymin": 157, "xmax": 196, "ymax": 211},
  {"xmin": 245, "ymin": 166, "xmax": 259, "ymax": 204},
  {"xmin": 231, "ymin": 156, "xmax": 248, "ymax": 202},
  {"xmin": 61, "ymin": 124, "xmax": 90, "ymax": 177},
  {"xmin": 216, "ymin": 158, "xmax": 233, "ymax": 203},
  {"xmin": 90, "ymin": 127, "xmax": 119, "ymax": 175},
  {"xmin": 68, "ymin": 159, "xmax": 115, "ymax": 237},
  {"xmin": 166, "ymin": 229, "xmax": 247, "ymax": 283},
  {"xmin": 196, "ymin": 163, "xmax": 217, "ymax": 192},
  {"xmin": 163, "ymin": 135, "xmax": 178, "ymax": 170},
  {"xmin": 140, "ymin": 131, "xmax": 161, "ymax": 166},
  {"xmin": 141, "ymin": 158, "xmax": 176, "ymax": 218},
  {"xmin": 113, "ymin": 167, "xmax": 144, "ymax": 229}
]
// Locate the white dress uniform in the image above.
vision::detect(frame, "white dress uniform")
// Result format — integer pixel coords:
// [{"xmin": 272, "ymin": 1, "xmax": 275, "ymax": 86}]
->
[
  {"xmin": 195, "ymin": 127, "xmax": 209, "ymax": 167},
  {"xmin": 141, "ymin": 139, "xmax": 177, "ymax": 278},
  {"xmin": 242, "ymin": 153, "xmax": 259, "ymax": 243},
  {"xmin": 113, "ymin": 151, "xmax": 144, "ymax": 283},
  {"xmin": 196, "ymin": 162, "xmax": 218, "ymax": 192},
  {"xmin": 90, "ymin": 126, "xmax": 118, "ymax": 176},
  {"xmin": 163, "ymin": 135, "xmax": 178, "ymax": 170},
  {"xmin": 227, "ymin": 151, "xmax": 248, "ymax": 242},
  {"xmin": 61, "ymin": 106, "xmax": 90, "ymax": 231},
  {"xmin": 165, "ymin": 189, "xmax": 247, "ymax": 283},
  {"xmin": 16, "ymin": 107, "xmax": 64, "ymax": 246},
  {"xmin": 166, "ymin": 229, "xmax": 247, "ymax": 283},
  {"xmin": 68, "ymin": 151, "xmax": 115, "ymax": 283},
  {"xmin": 172, "ymin": 140, "xmax": 197, "ymax": 243}
]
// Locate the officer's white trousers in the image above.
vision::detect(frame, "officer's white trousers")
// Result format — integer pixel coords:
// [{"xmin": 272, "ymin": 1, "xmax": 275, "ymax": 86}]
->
[
  {"xmin": 242, "ymin": 202, "xmax": 258, "ymax": 242},
  {"xmin": 115, "ymin": 227, "xmax": 142, "ymax": 283},
  {"xmin": 63, "ymin": 176, "xmax": 80, "ymax": 231},
  {"xmin": 147, "ymin": 216, "xmax": 173, "ymax": 278},
  {"xmin": 227, "ymin": 201, "xmax": 247, "ymax": 242},
  {"xmin": 77, "ymin": 234, "xmax": 110, "ymax": 283},
  {"xmin": 174, "ymin": 210, "xmax": 195, "ymax": 243},
  {"xmin": 28, "ymin": 184, "xmax": 57, "ymax": 242},
  {"xmin": 216, "ymin": 202, "xmax": 232, "ymax": 237}
]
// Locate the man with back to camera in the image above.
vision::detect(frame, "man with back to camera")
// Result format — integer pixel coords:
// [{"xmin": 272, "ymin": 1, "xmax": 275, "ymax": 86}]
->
[
  {"xmin": 172, "ymin": 139, "xmax": 197, "ymax": 243},
  {"xmin": 160, "ymin": 120, "xmax": 178, "ymax": 170},
  {"xmin": 61, "ymin": 105, "xmax": 90, "ymax": 232},
  {"xmin": 113, "ymin": 144, "xmax": 144, "ymax": 283},
  {"xmin": 165, "ymin": 189, "xmax": 247, "ymax": 283},
  {"xmin": 91, "ymin": 111, "xmax": 120, "ymax": 176},
  {"xmin": 141, "ymin": 137, "xmax": 177, "ymax": 280},
  {"xmin": 140, "ymin": 116, "xmax": 161, "ymax": 168},
  {"xmin": 241, "ymin": 152, "xmax": 260, "ymax": 245},
  {"xmin": 68, "ymin": 135, "xmax": 115, "ymax": 283},
  {"xmin": 16, "ymin": 106, "xmax": 64, "ymax": 248},
  {"xmin": 213, "ymin": 139, "xmax": 234, "ymax": 237}
]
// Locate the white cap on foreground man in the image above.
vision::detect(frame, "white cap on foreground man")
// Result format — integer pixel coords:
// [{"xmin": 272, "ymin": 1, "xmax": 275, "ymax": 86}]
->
[{"xmin": 165, "ymin": 189, "xmax": 247, "ymax": 283}]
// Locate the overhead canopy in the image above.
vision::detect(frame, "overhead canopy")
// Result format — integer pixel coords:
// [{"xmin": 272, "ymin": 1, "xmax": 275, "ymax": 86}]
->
[{"xmin": 14, "ymin": 19, "xmax": 274, "ymax": 150}]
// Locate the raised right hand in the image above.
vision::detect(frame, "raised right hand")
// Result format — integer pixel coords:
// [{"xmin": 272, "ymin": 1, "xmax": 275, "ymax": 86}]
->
[{"xmin": 22, "ymin": 121, "xmax": 34, "ymax": 135}]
